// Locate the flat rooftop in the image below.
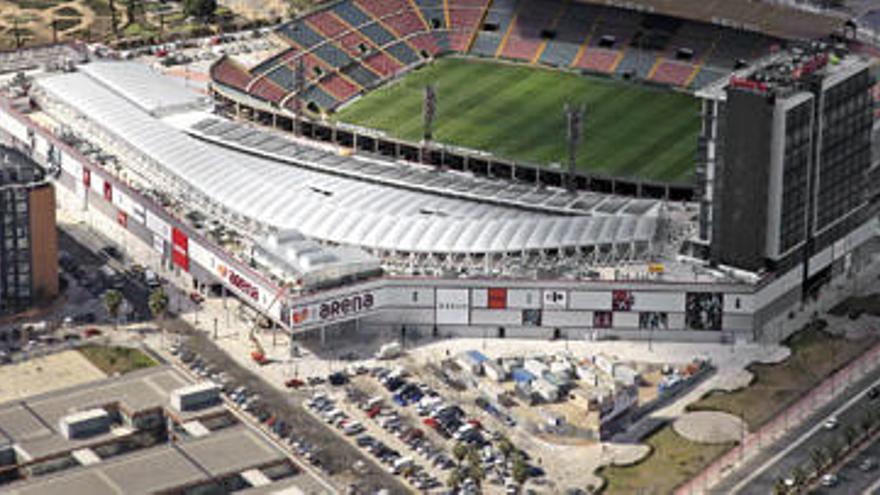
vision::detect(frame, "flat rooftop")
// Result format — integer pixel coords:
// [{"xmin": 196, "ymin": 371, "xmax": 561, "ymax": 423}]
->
[
  {"xmin": 0, "ymin": 365, "xmax": 223, "ymax": 460},
  {"xmin": 6, "ymin": 426, "xmax": 289, "ymax": 495}
]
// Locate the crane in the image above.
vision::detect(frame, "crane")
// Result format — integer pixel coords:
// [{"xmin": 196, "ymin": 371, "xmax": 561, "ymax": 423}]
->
[{"xmin": 248, "ymin": 281, "xmax": 290, "ymax": 366}]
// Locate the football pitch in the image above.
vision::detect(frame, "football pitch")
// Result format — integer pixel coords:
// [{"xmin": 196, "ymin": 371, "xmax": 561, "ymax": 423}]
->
[{"xmin": 335, "ymin": 57, "xmax": 701, "ymax": 183}]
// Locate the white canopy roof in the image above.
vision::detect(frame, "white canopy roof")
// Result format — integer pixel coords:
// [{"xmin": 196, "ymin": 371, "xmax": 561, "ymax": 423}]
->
[{"xmin": 37, "ymin": 64, "xmax": 659, "ymax": 256}]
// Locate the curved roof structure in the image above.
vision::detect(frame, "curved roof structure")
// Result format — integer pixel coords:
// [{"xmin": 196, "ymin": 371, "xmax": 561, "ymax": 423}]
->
[{"xmin": 35, "ymin": 62, "xmax": 660, "ymax": 256}]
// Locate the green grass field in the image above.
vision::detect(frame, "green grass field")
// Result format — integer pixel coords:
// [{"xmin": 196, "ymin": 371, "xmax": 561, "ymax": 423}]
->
[{"xmin": 336, "ymin": 57, "xmax": 701, "ymax": 183}]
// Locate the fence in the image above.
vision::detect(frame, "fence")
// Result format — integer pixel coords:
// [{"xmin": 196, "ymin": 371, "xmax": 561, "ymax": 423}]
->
[{"xmin": 677, "ymin": 338, "xmax": 880, "ymax": 494}]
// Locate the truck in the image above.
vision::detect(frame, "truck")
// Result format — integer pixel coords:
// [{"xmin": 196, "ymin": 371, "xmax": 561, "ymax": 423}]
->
[{"xmin": 375, "ymin": 342, "xmax": 402, "ymax": 360}]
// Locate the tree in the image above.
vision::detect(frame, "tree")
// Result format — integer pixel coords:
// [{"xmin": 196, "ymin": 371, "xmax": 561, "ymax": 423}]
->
[
  {"xmin": 810, "ymin": 447, "xmax": 826, "ymax": 474},
  {"xmin": 845, "ymin": 425, "xmax": 858, "ymax": 447},
  {"xmin": 512, "ymin": 452, "xmax": 529, "ymax": 485},
  {"xmin": 104, "ymin": 289, "xmax": 123, "ymax": 331},
  {"xmin": 184, "ymin": 0, "xmax": 216, "ymax": 19},
  {"xmin": 468, "ymin": 461, "xmax": 485, "ymax": 487},
  {"xmin": 496, "ymin": 434, "xmax": 514, "ymax": 458},
  {"xmin": 446, "ymin": 468, "xmax": 462, "ymax": 489},
  {"xmin": 790, "ymin": 466, "xmax": 805, "ymax": 488},
  {"xmin": 773, "ymin": 477, "xmax": 789, "ymax": 495},
  {"xmin": 452, "ymin": 443, "xmax": 469, "ymax": 466},
  {"xmin": 148, "ymin": 288, "xmax": 169, "ymax": 325}
]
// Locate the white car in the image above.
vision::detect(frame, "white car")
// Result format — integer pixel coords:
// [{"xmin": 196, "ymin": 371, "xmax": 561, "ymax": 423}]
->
[
  {"xmin": 823, "ymin": 417, "xmax": 839, "ymax": 430},
  {"xmin": 821, "ymin": 473, "xmax": 838, "ymax": 486}
]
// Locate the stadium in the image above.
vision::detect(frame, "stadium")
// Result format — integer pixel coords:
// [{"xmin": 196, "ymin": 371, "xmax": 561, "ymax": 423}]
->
[{"xmin": 1, "ymin": 0, "xmax": 880, "ymax": 343}]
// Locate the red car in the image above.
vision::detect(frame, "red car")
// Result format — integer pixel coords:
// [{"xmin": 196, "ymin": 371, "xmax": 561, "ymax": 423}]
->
[
  {"xmin": 285, "ymin": 378, "xmax": 305, "ymax": 389},
  {"xmin": 367, "ymin": 406, "xmax": 382, "ymax": 419},
  {"xmin": 422, "ymin": 417, "xmax": 439, "ymax": 429},
  {"xmin": 467, "ymin": 419, "xmax": 482, "ymax": 429},
  {"xmin": 82, "ymin": 328, "xmax": 102, "ymax": 338}
]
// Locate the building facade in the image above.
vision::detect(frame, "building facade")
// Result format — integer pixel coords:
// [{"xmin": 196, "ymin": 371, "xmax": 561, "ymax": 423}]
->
[
  {"xmin": 699, "ymin": 48, "xmax": 875, "ymax": 275},
  {"xmin": 0, "ymin": 146, "xmax": 58, "ymax": 313}
]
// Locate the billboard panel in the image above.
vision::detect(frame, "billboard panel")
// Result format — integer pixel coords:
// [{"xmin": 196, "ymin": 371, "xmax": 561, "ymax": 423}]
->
[
  {"xmin": 542, "ymin": 289, "xmax": 567, "ymax": 309},
  {"xmin": 188, "ymin": 239, "xmax": 215, "ymax": 272},
  {"xmin": 639, "ymin": 312, "xmax": 669, "ymax": 330},
  {"xmin": 171, "ymin": 227, "xmax": 189, "ymax": 272},
  {"xmin": 570, "ymin": 291, "xmax": 612, "ymax": 310},
  {"xmin": 593, "ymin": 311, "xmax": 613, "ymax": 329},
  {"xmin": 487, "ymin": 287, "xmax": 507, "ymax": 309},
  {"xmin": 612, "ymin": 290, "xmax": 634, "ymax": 311},
  {"xmin": 146, "ymin": 210, "xmax": 171, "ymax": 240},
  {"xmin": 631, "ymin": 292, "xmax": 685, "ymax": 312},
  {"xmin": 522, "ymin": 309, "xmax": 542, "ymax": 327},
  {"xmin": 506, "ymin": 288, "xmax": 539, "ymax": 309},
  {"xmin": 685, "ymin": 292, "xmax": 724, "ymax": 330},
  {"xmin": 436, "ymin": 288, "xmax": 469, "ymax": 325}
]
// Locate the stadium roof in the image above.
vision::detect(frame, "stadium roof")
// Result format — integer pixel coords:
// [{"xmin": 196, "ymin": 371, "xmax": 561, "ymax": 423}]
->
[
  {"xmin": 576, "ymin": 0, "xmax": 846, "ymax": 40},
  {"xmin": 35, "ymin": 62, "xmax": 660, "ymax": 256},
  {"xmin": 78, "ymin": 61, "xmax": 209, "ymax": 116}
]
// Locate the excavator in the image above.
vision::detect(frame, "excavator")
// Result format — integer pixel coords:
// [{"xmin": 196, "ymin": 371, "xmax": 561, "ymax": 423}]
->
[{"xmin": 248, "ymin": 282, "xmax": 289, "ymax": 366}]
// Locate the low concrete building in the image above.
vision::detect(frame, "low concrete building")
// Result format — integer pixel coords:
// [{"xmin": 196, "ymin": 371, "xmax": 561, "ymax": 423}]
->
[{"xmin": 58, "ymin": 409, "xmax": 110, "ymax": 440}]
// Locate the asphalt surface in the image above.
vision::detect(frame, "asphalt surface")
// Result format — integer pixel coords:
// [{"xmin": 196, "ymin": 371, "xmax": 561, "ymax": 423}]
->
[
  {"xmin": 58, "ymin": 224, "xmax": 153, "ymax": 323},
  {"xmin": 712, "ymin": 364, "xmax": 880, "ymax": 494},
  {"xmin": 62, "ymin": 223, "xmax": 408, "ymax": 493},
  {"xmin": 814, "ymin": 435, "xmax": 880, "ymax": 495}
]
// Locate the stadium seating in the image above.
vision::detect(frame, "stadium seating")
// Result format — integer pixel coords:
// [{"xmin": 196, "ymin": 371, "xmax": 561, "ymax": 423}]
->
[
  {"xmin": 447, "ymin": 0, "xmax": 492, "ymax": 51},
  {"xmin": 650, "ymin": 59, "xmax": 697, "ymax": 86},
  {"xmin": 224, "ymin": 0, "xmax": 787, "ymax": 111},
  {"xmin": 363, "ymin": 51, "xmax": 404, "ymax": 76},
  {"xmin": 573, "ymin": 48, "xmax": 619, "ymax": 73},
  {"xmin": 320, "ymin": 73, "xmax": 361, "ymax": 100},
  {"xmin": 498, "ymin": 0, "xmax": 565, "ymax": 62}
]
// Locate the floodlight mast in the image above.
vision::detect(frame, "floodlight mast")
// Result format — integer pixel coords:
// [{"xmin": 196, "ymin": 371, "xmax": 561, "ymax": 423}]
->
[
  {"xmin": 422, "ymin": 84, "xmax": 436, "ymax": 164},
  {"xmin": 565, "ymin": 103, "xmax": 584, "ymax": 193},
  {"xmin": 294, "ymin": 57, "xmax": 305, "ymax": 136}
]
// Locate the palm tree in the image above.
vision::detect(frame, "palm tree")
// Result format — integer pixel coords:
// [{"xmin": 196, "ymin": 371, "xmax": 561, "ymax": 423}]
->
[
  {"xmin": 810, "ymin": 447, "xmax": 826, "ymax": 474},
  {"xmin": 496, "ymin": 434, "xmax": 514, "ymax": 458},
  {"xmin": 845, "ymin": 425, "xmax": 858, "ymax": 447},
  {"xmin": 790, "ymin": 466, "xmax": 804, "ymax": 488},
  {"xmin": 452, "ymin": 442, "xmax": 469, "ymax": 466},
  {"xmin": 148, "ymin": 288, "xmax": 169, "ymax": 326},
  {"xmin": 512, "ymin": 452, "xmax": 529, "ymax": 486},
  {"xmin": 446, "ymin": 468, "xmax": 462, "ymax": 489},
  {"xmin": 103, "ymin": 289, "xmax": 123, "ymax": 331},
  {"xmin": 773, "ymin": 477, "xmax": 789, "ymax": 495}
]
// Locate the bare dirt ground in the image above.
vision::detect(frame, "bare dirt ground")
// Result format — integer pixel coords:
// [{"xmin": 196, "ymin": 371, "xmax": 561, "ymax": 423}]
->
[{"xmin": 0, "ymin": 350, "xmax": 106, "ymax": 403}]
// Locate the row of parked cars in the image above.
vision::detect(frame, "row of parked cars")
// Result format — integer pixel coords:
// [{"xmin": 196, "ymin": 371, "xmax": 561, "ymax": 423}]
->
[
  {"xmin": 371, "ymin": 367, "xmax": 543, "ymax": 492},
  {"xmin": 174, "ymin": 343, "xmax": 330, "ymax": 474},
  {"xmin": 307, "ymin": 391, "xmax": 443, "ymax": 490}
]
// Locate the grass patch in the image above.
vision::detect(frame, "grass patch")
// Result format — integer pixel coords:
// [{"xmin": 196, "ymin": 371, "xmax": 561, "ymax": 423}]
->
[
  {"xmin": 54, "ymin": 17, "xmax": 81, "ymax": 31},
  {"xmin": 688, "ymin": 321, "xmax": 874, "ymax": 430},
  {"xmin": 79, "ymin": 345, "xmax": 156, "ymax": 375},
  {"xmin": 335, "ymin": 57, "xmax": 700, "ymax": 183},
  {"xmin": 54, "ymin": 6, "xmax": 81, "ymax": 17},
  {"xmin": 599, "ymin": 425, "xmax": 733, "ymax": 494}
]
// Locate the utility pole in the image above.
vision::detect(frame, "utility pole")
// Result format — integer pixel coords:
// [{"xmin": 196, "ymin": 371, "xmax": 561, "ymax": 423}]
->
[
  {"xmin": 565, "ymin": 103, "xmax": 584, "ymax": 193},
  {"xmin": 13, "ymin": 18, "xmax": 22, "ymax": 49},
  {"xmin": 51, "ymin": 19, "xmax": 58, "ymax": 44},
  {"xmin": 422, "ymin": 84, "xmax": 436, "ymax": 164},
  {"xmin": 294, "ymin": 56, "xmax": 305, "ymax": 136}
]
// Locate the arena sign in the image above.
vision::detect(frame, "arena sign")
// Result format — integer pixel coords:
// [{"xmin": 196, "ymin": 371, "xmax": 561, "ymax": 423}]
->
[
  {"xmin": 217, "ymin": 263, "xmax": 259, "ymax": 302},
  {"xmin": 289, "ymin": 291, "xmax": 376, "ymax": 327}
]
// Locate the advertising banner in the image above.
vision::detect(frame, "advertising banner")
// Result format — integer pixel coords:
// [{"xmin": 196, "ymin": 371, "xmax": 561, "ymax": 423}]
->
[
  {"xmin": 146, "ymin": 210, "xmax": 171, "ymax": 241},
  {"xmin": 487, "ymin": 287, "xmax": 507, "ymax": 309},
  {"xmin": 171, "ymin": 227, "xmax": 189, "ymax": 272},
  {"xmin": 436, "ymin": 288, "xmax": 469, "ymax": 325},
  {"xmin": 288, "ymin": 291, "xmax": 378, "ymax": 327},
  {"xmin": 542, "ymin": 290, "xmax": 567, "ymax": 309}
]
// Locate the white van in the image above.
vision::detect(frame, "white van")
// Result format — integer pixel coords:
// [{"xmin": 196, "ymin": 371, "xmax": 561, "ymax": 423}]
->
[{"xmin": 144, "ymin": 270, "xmax": 161, "ymax": 288}]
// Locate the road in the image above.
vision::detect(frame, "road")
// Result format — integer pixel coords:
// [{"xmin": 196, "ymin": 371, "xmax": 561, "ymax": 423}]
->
[
  {"xmin": 814, "ymin": 434, "xmax": 880, "ymax": 495},
  {"xmin": 63, "ymin": 222, "xmax": 409, "ymax": 494},
  {"xmin": 711, "ymin": 365, "xmax": 880, "ymax": 494}
]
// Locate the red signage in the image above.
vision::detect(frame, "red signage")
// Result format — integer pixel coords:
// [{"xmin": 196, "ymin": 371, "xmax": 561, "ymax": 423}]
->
[
  {"xmin": 103, "ymin": 181, "xmax": 113, "ymax": 202},
  {"xmin": 82, "ymin": 168, "xmax": 91, "ymax": 187},
  {"xmin": 488, "ymin": 288, "xmax": 507, "ymax": 309},
  {"xmin": 171, "ymin": 227, "xmax": 189, "ymax": 271},
  {"xmin": 117, "ymin": 210, "xmax": 127, "ymax": 228}
]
